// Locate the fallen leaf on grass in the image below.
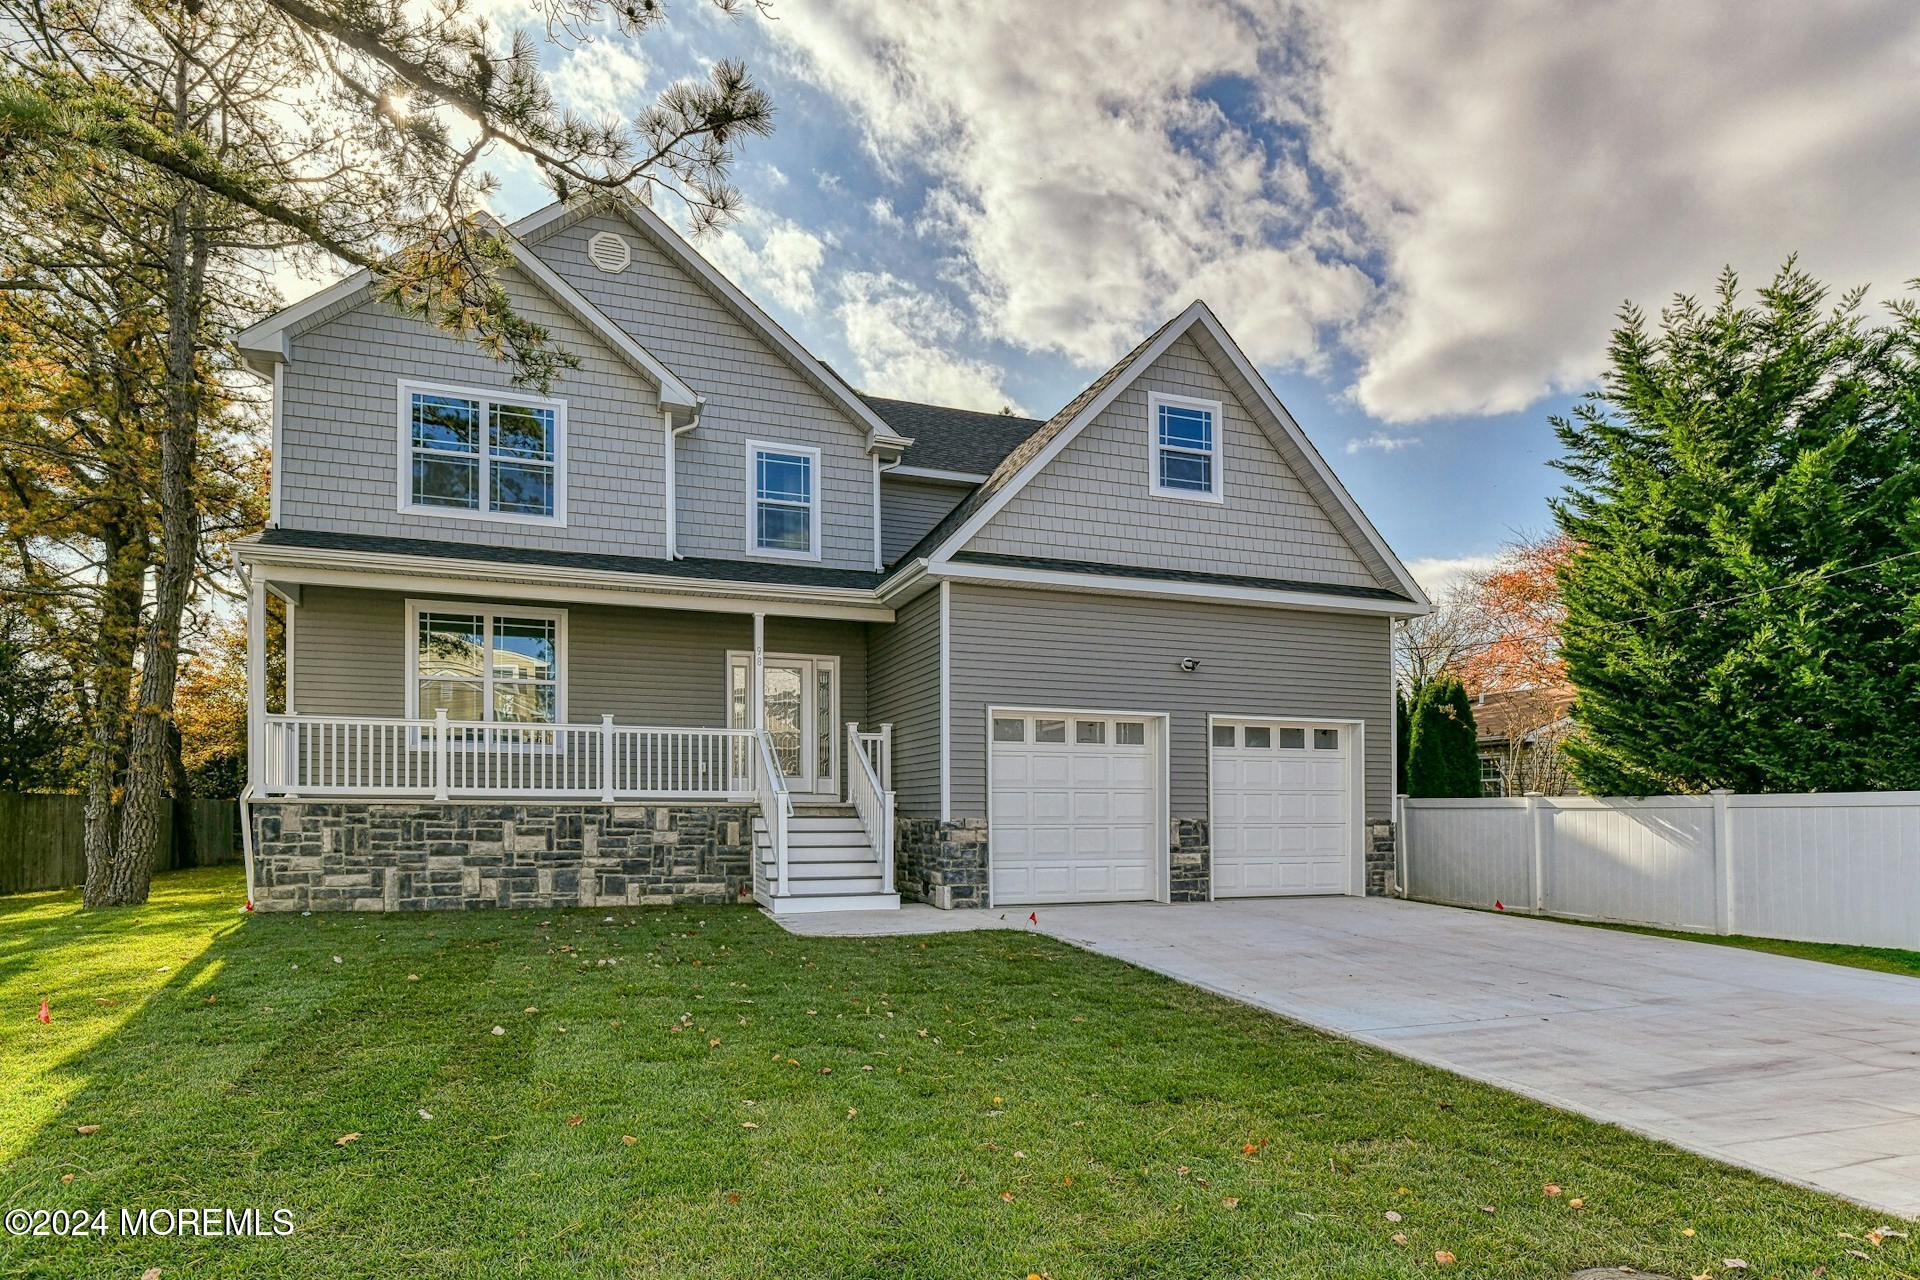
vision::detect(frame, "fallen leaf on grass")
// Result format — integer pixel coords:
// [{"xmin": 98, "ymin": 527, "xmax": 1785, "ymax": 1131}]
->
[
  {"xmin": 418, "ymin": 1110, "xmax": 433, "ymax": 1121},
  {"xmin": 1543, "ymin": 1183, "xmax": 1561, "ymax": 1197},
  {"xmin": 490, "ymin": 1026, "xmax": 505, "ymax": 1036},
  {"xmin": 1849, "ymin": 1250, "xmax": 1872, "ymax": 1261},
  {"xmin": 1723, "ymin": 1261, "xmax": 1748, "ymax": 1271},
  {"xmin": 1390, "ymin": 1233, "xmax": 1407, "ymax": 1246},
  {"xmin": 1385, "ymin": 1211, "xmax": 1402, "ymax": 1222},
  {"xmin": 566, "ymin": 1115, "xmax": 583, "ymax": 1127},
  {"xmin": 334, "ymin": 1133, "xmax": 360, "ymax": 1147},
  {"xmin": 406, "ymin": 974, "xmax": 420, "ymax": 982},
  {"xmin": 741, "ymin": 1122, "xmax": 758, "ymax": 1130},
  {"xmin": 847, "ymin": 1109, "xmax": 858, "ymax": 1120},
  {"xmin": 142, "ymin": 1269, "xmax": 161, "ymax": 1280},
  {"xmin": 622, "ymin": 1135, "xmax": 637, "ymax": 1145},
  {"xmin": 74, "ymin": 1125, "xmax": 99, "ymax": 1136},
  {"xmin": 59, "ymin": 1174, "xmax": 74, "ymax": 1184},
  {"xmin": 1477, "ymin": 1205, "xmax": 1495, "ymax": 1215},
  {"xmin": 1434, "ymin": 1251, "xmax": 1455, "ymax": 1265},
  {"xmin": 1568, "ymin": 1198, "xmax": 1584, "ymax": 1209},
  {"xmin": 1221, "ymin": 1197, "xmax": 1240, "ymax": 1209},
  {"xmin": 1682, "ymin": 1228, "xmax": 1696, "ymax": 1238},
  {"xmin": 1000, "ymin": 1191, "xmax": 1015, "ymax": 1203}
]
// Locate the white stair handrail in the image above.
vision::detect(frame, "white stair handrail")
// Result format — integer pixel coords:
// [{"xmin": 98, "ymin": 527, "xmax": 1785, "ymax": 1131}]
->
[
  {"xmin": 754, "ymin": 728, "xmax": 793, "ymax": 897},
  {"xmin": 846, "ymin": 722, "xmax": 896, "ymax": 896}
]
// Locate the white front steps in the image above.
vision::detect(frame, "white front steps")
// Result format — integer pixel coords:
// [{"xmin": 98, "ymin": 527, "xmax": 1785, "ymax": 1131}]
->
[{"xmin": 753, "ymin": 804, "xmax": 899, "ymax": 914}]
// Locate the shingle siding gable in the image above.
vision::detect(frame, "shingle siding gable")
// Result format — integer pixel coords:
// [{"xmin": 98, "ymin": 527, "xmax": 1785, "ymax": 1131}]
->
[
  {"xmin": 532, "ymin": 210, "xmax": 878, "ymax": 571},
  {"xmin": 966, "ymin": 335, "xmax": 1388, "ymax": 591}
]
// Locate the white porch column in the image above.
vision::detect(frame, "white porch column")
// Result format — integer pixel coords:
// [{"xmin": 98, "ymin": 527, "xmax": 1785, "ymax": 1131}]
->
[
  {"xmin": 246, "ymin": 572, "xmax": 267, "ymax": 791},
  {"xmin": 750, "ymin": 611, "xmax": 766, "ymax": 731}
]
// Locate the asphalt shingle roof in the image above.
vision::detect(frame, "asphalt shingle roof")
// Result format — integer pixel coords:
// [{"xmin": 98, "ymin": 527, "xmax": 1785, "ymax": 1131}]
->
[
  {"xmin": 858, "ymin": 395, "xmax": 1042, "ymax": 476},
  {"xmin": 253, "ymin": 528, "xmax": 883, "ymax": 590}
]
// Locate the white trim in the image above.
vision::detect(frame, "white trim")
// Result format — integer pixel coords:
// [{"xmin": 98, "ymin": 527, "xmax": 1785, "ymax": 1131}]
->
[
  {"xmin": 396, "ymin": 379, "xmax": 568, "ymax": 527},
  {"xmin": 1207, "ymin": 712, "xmax": 1367, "ymax": 899},
  {"xmin": 268, "ymin": 360, "xmax": 285, "ymax": 526},
  {"xmin": 744, "ymin": 439, "xmax": 823, "ymax": 562},
  {"xmin": 246, "ymin": 574, "xmax": 267, "ymax": 791},
  {"xmin": 925, "ymin": 557, "xmax": 1426, "ymax": 617},
  {"xmin": 985, "ymin": 704, "xmax": 1173, "ymax": 909},
  {"xmin": 403, "ymin": 598, "xmax": 569, "ymax": 725},
  {"xmin": 887, "ymin": 465, "xmax": 986, "ymax": 485},
  {"xmin": 283, "ymin": 596, "xmax": 298, "ymax": 715},
  {"xmin": 938, "ymin": 580, "xmax": 952, "ymax": 823},
  {"xmin": 234, "ymin": 269, "xmax": 370, "ymax": 371},
  {"xmin": 725, "ymin": 649, "xmax": 842, "ymax": 800},
  {"xmin": 604, "ymin": 197, "xmax": 903, "ymax": 452},
  {"xmin": 922, "ymin": 300, "xmax": 1429, "ymax": 610},
  {"xmin": 871, "ymin": 457, "xmax": 883, "ymax": 572},
  {"xmin": 1147, "ymin": 390, "xmax": 1225, "ymax": 503},
  {"xmin": 233, "ymin": 541, "xmax": 895, "ymax": 621}
]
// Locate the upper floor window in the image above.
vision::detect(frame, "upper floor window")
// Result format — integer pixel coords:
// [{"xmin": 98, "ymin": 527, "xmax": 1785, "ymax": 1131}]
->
[
  {"xmin": 747, "ymin": 440, "xmax": 820, "ymax": 559},
  {"xmin": 399, "ymin": 381, "xmax": 564, "ymax": 524},
  {"xmin": 1148, "ymin": 391, "xmax": 1224, "ymax": 502}
]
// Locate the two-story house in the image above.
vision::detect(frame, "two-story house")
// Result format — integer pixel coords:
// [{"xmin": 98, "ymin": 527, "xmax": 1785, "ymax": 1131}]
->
[{"xmin": 233, "ymin": 194, "xmax": 1429, "ymax": 915}]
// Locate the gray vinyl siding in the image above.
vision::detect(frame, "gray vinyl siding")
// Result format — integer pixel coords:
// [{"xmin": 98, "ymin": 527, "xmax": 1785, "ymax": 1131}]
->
[
  {"xmin": 865, "ymin": 587, "xmax": 943, "ymax": 817},
  {"xmin": 880, "ymin": 475, "xmax": 970, "ymax": 564},
  {"xmin": 944, "ymin": 584, "xmax": 1394, "ymax": 819},
  {"xmin": 280, "ymin": 267, "xmax": 668, "ymax": 556},
  {"xmin": 290, "ymin": 587, "xmax": 867, "ymax": 728},
  {"xmin": 967, "ymin": 335, "xmax": 1387, "ymax": 590},
  {"xmin": 536, "ymin": 210, "xmax": 878, "ymax": 571}
]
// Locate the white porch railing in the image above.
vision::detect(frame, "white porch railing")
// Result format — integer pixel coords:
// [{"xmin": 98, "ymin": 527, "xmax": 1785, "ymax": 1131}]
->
[
  {"xmin": 261, "ymin": 712, "xmax": 757, "ymax": 801},
  {"xmin": 752, "ymin": 728, "xmax": 792, "ymax": 903},
  {"xmin": 846, "ymin": 722, "xmax": 895, "ymax": 896}
]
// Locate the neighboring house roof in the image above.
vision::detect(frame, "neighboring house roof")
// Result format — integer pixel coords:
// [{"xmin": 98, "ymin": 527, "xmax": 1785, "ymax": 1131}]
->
[
  {"xmin": 858, "ymin": 396, "xmax": 1042, "ymax": 476},
  {"xmin": 250, "ymin": 528, "xmax": 883, "ymax": 591},
  {"xmin": 1473, "ymin": 683, "xmax": 1576, "ymax": 746}
]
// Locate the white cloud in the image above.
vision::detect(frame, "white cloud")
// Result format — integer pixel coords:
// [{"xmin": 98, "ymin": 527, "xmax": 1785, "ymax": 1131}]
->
[
  {"xmin": 834, "ymin": 271, "xmax": 1023, "ymax": 412},
  {"xmin": 1345, "ymin": 432, "xmax": 1418, "ymax": 454},
  {"xmin": 698, "ymin": 211, "xmax": 830, "ymax": 314},
  {"xmin": 757, "ymin": 161, "xmax": 790, "ymax": 188},
  {"xmin": 1300, "ymin": 0, "xmax": 1920, "ymax": 421},
  {"xmin": 771, "ymin": 2, "xmax": 1373, "ymax": 376},
  {"xmin": 1407, "ymin": 554, "xmax": 1499, "ymax": 600},
  {"xmin": 868, "ymin": 197, "xmax": 903, "ymax": 229},
  {"xmin": 769, "ymin": 2, "xmax": 1920, "ymax": 423},
  {"xmin": 547, "ymin": 39, "xmax": 650, "ymax": 121}
]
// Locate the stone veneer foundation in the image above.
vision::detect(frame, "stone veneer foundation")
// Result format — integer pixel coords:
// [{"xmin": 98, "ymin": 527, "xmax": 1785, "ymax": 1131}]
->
[{"xmin": 250, "ymin": 801, "xmax": 755, "ymax": 911}]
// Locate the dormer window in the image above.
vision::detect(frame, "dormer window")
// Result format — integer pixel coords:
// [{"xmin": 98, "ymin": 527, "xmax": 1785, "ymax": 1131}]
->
[
  {"xmin": 1148, "ymin": 391, "xmax": 1224, "ymax": 502},
  {"xmin": 747, "ymin": 440, "xmax": 821, "ymax": 559},
  {"xmin": 399, "ymin": 380, "xmax": 564, "ymax": 524}
]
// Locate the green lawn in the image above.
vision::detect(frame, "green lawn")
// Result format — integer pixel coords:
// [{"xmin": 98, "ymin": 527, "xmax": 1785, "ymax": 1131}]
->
[
  {"xmin": 1580, "ymin": 920, "xmax": 1920, "ymax": 980},
  {"xmin": 1, "ymin": 869, "xmax": 1911, "ymax": 1279}
]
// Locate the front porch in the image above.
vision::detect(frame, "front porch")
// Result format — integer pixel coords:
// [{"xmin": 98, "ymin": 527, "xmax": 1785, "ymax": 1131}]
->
[{"xmin": 240, "ymin": 573, "xmax": 903, "ymax": 914}]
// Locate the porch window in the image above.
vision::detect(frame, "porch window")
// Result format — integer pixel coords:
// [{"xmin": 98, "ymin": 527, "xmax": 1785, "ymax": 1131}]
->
[
  {"xmin": 747, "ymin": 440, "xmax": 820, "ymax": 558},
  {"xmin": 401, "ymin": 382, "xmax": 563, "ymax": 522},
  {"xmin": 410, "ymin": 603, "xmax": 563, "ymax": 724}
]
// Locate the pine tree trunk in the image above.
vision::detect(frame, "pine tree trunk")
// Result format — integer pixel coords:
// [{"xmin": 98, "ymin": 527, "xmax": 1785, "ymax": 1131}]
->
[
  {"xmin": 80, "ymin": 524, "xmax": 147, "ymax": 905},
  {"xmin": 99, "ymin": 47, "xmax": 208, "ymax": 907}
]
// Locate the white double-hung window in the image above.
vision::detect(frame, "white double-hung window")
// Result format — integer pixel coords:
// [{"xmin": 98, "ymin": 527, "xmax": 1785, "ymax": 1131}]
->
[
  {"xmin": 746, "ymin": 440, "xmax": 821, "ymax": 559},
  {"xmin": 407, "ymin": 602, "xmax": 565, "ymax": 724},
  {"xmin": 1147, "ymin": 391, "xmax": 1224, "ymax": 502},
  {"xmin": 399, "ymin": 381, "xmax": 564, "ymax": 523}
]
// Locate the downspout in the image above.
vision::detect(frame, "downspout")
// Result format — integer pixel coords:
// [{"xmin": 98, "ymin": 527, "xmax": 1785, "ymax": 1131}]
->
[{"xmin": 663, "ymin": 401, "xmax": 703, "ymax": 559}]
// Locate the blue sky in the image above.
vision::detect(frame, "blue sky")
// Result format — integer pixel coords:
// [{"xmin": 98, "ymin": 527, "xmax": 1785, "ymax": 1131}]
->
[{"xmin": 436, "ymin": 0, "xmax": 1920, "ymax": 592}]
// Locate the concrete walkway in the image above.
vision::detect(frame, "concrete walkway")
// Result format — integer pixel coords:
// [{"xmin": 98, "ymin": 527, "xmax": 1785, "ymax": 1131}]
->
[{"xmin": 780, "ymin": 897, "xmax": 1920, "ymax": 1216}]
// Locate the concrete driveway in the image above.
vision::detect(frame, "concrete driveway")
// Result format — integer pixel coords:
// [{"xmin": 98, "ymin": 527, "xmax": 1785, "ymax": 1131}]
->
[{"xmin": 1029, "ymin": 898, "xmax": 1920, "ymax": 1218}]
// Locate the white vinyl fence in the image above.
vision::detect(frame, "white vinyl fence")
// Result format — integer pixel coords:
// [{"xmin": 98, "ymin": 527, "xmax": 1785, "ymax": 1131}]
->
[{"xmin": 1400, "ymin": 791, "xmax": 1920, "ymax": 950}]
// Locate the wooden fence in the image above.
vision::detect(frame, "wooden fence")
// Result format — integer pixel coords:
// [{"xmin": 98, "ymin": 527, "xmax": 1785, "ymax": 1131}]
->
[{"xmin": 0, "ymin": 794, "xmax": 241, "ymax": 896}]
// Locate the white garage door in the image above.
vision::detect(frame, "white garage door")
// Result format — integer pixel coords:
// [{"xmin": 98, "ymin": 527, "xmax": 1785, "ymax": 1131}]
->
[
  {"xmin": 1211, "ymin": 720, "xmax": 1352, "ymax": 897},
  {"xmin": 989, "ymin": 711, "xmax": 1160, "ymax": 905}
]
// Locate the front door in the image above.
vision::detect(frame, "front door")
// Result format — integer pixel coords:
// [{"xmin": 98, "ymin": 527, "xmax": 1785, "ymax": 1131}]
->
[{"xmin": 728, "ymin": 653, "xmax": 839, "ymax": 799}]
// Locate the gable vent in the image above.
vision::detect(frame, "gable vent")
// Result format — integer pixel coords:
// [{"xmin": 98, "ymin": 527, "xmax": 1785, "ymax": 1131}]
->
[{"xmin": 586, "ymin": 231, "xmax": 632, "ymax": 273}]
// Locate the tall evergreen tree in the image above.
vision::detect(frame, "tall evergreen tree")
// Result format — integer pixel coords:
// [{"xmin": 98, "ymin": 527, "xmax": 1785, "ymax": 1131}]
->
[
  {"xmin": 1405, "ymin": 677, "xmax": 1480, "ymax": 798},
  {"xmin": 1553, "ymin": 264, "xmax": 1920, "ymax": 795}
]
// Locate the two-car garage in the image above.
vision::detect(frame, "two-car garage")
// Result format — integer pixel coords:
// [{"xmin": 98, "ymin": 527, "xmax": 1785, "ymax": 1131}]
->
[{"xmin": 985, "ymin": 708, "xmax": 1360, "ymax": 907}]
